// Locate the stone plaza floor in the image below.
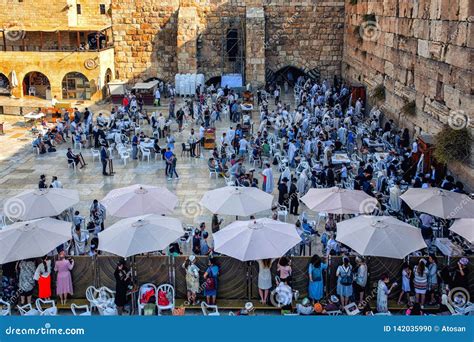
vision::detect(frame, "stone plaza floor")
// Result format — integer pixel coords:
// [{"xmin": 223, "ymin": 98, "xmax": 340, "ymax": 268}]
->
[{"xmin": 0, "ymin": 92, "xmax": 323, "ymax": 255}]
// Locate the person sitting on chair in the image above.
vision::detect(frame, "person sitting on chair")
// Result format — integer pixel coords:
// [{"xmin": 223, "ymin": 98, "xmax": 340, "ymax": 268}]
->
[{"xmin": 66, "ymin": 148, "xmax": 85, "ymax": 168}]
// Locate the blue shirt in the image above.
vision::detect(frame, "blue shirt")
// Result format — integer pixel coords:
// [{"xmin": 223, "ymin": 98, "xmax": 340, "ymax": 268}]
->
[{"xmin": 164, "ymin": 150, "xmax": 173, "ymax": 160}]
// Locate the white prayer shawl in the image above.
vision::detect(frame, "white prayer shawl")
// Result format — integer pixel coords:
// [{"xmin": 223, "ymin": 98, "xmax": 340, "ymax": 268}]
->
[
  {"xmin": 288, "ymin": 142, "xmax": 297, "ymax": 162},
  {"xmin": 262, "ymin": 167, "xmax": 274, "ymax": 193},
  {"xmin": 297, "ymin": 172, "xmax": 308, "ymax": 195}
]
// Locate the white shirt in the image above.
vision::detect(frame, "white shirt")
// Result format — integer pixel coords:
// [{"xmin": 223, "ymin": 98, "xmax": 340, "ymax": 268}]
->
[
  {"xmin": 154, "ymin": 89, "xmax": 161, "ymax": 99},
  {"xmin": 51, "ymin": 180, "xmax": 63, "ymax": 188},
  {"xmin": 239, "ymin": 138, "xmax": 248, "ymax": 151}
]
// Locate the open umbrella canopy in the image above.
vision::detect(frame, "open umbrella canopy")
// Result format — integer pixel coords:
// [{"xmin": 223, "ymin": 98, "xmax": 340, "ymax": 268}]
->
[
  {"xmin": 336, "ymin": 215, "xmax": 427, "ymax": 259},
  {"xmin": 449, "ymin": 219, "xmax": 474, "ymax": 244},
  {"xmin": 3, "ymin": 188, "xmax": 80, "ymax": 221},
  {"xmin": 300, "ymin": 186, "xmax": 377, "ymax": 214},
  {"xmin": 213, "ymin": 218, "xmax": 301, "ymax": 261},
  {"xmin": 200, "ymin": 186, "xmax": 273, "ymax": 217},
  {"xmin": 400, "ymin": 187, "xmax": 474, "ymax": 219},
  {"xmin": 98, "ymin": 214, "xmax": 184, "ymax": 258},
  {"xmin": 101, "ymin": 184, "xmax": 178, "ymax": 217},
  {"xmin": 0, "ymin": 218, "xmax": 72, "ymax": 263}
]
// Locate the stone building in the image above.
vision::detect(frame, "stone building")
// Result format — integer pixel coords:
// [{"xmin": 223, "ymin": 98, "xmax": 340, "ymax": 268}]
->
[
  {"xmin": 0, "ymin": 0, "xmax": 115, "ymax": 101},
  {"xmin": 110, "ymin": 0, "xmax": 345, "ymax": 88}
]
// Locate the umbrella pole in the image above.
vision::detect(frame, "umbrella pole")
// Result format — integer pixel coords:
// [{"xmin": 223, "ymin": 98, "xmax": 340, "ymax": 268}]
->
[{"xmin": 129, "ymin": 255, "xmax": 138, "ymax": 315}]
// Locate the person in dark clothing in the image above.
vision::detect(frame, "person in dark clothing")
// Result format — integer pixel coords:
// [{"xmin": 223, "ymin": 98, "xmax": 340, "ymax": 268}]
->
[
  {"xmin": 100, "ymin": 145, "xmax": 109, "ymax": 176},
  {"xmin": 278, "ymin": 177, "xmax": 289, "ymax": 208},
  {"xmin": 451, "ymin": 258, "xmax": 469, "ymax": 290},
  {"xmin": 326, "ymin": 167, "xmax": 335, "ymax": 187},
  {"xmin": 38, "ymin": 174, "xmax": 48, "ymax": 189},
  {"xmin": 114, "ymin": 259, "xmax": 131, "ymax": 315},
  {"xmin": 289, "ymin": 178, "xmax": 299, "ymax": 215}
]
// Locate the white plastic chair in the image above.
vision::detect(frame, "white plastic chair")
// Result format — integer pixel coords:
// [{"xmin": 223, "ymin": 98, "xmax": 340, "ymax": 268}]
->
[
  {"xmin": 74, "ymin": 141, "xmax": 82, "ymax": 150},
  {"xmin": 0, "ymin": 299, "xmax": 11, "ymax": 316},
  {"xmin": 35, "ymin": 298, "xmax": 58, "ymax": 316},
  {"xmin": 68, "ymin": 159, "xmax": 77, "ymax": 172},
  {"xmin": 119, "ymin": 150, "xmax": 130, "ymax": 165},
  {"xmin": 209, "ymin": 165, "xmax": 218, "ymax": 178},
  {"xmin": 97, "ymin": 304, "xmax": 117, "ymax": 316},
  {"xmin": 326, "ymin": 310, "xmax": 342, "ymax": 316},
  {"xmin": 201, "ymin": 302, "xmax": 220, "ymax": 316},
  {"xmin": 156, "ymin": 284, "xmax": 175, "ymax": 315},
  {"xmin": 223, "ymin": 176, "xmax": 235, "ymax": 186},
  {"xmin": 17, "ymin": 303, "xmax": 39, "ymax": 316},
  {"xmin": 91, "ymin": 148, "xmax": 100, "ymax": 162},
  {"xmin": 138, "ymin": 283, "xmax": 157, "ymax": 316},
  {"xmin": 140, "ymin": 146, "xmax": 151, "ymax": 162},
  {"xmin": 71, "ymin": 303, "xmax": 91, "ymax": 316},
  {"xmin": 277, "ymin": 205, "xmax": 288, "ymax": 222}
]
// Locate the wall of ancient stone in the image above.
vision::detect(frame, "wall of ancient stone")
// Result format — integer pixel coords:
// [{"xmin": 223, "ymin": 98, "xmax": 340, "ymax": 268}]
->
[
  {"xmin": 264, "ymin": 0, "xmax": 345, "ymax": 80},
  {"xmin": 111, "ymin": 0, "xmax": 345, "ymax": 85},
  {"xmin": 0, "ymin": 0, "xmax": 111, "ymax": 29},
  {"xmin": 342, "ymin": 0, "xmax": 473, "ymax": 186}
]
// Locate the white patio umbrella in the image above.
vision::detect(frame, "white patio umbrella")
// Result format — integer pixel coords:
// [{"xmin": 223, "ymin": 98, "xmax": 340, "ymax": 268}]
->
[
  {"xmin": 300, "ymin": 186, "xmax": 378, "ymax": 214},
  {"xmin": 0, "ymin": 218, "xmax": 72, "ymax": 264},
  {"xmin": 101, "ymin": 184, "xmax": 178, "ymax": 217},
  {"xmin": 213, "ymin": 218, "xmax": 302, "ymax": 261},
  {"xmin": 98, "ymin": 214, "xmax": 184, "ymax": 258},
  {"xmin": 400, "ymin": 187, "xmax": 474, "ymax": 219},
  {"xmin": 3, "ymin": 188, "xmax": 80, "ymax": 221},
  {"xmin": 10, "ymin": 70, "xmax": 18, "ymax": 88},
  {"xmin": 449, "ymin": 219, "xmax": 474, "ymax": 244},
  {"xmin": 336, "ymin": 215, "xmax": 427, "ymax": 259},
  {"xmin": 200, "ymin": 186, "xmax": 273, "ymax": 217}
]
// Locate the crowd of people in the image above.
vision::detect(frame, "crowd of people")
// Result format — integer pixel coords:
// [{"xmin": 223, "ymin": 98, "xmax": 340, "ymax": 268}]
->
[{"xmin": 4, "ymin": 74, "xmax": 471, "ymax": 316}]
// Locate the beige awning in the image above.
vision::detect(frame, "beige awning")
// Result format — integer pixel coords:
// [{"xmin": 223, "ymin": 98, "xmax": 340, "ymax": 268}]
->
[{"xmin": 132, "ymin": 80, "xmax": 159, "ymax": 90}]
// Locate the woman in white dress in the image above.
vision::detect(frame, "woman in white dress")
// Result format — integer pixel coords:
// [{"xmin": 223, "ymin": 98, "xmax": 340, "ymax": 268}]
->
[{"xmin": 257, "ymin": 259, "xmax": 273, "ymax": 304}]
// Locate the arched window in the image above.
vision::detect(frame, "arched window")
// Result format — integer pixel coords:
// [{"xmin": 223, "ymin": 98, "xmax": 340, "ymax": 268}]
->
[
  {"xmin": 62, "ymin": 72, "xmax": 91, "ymax": 100},
  {"xmin": 23, "ymin": 72, "xmax": 51, "ymax": 99}
]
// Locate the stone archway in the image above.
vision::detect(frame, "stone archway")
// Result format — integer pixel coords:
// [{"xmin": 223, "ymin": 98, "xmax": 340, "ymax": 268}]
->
[
  {"xmin": 269, "ymin": 65, "xmax": 307, "ymax": 86},
  {"xmin": 23, "ymin": 71, "xmax": 51, "ymax": 99},
  {"xmin": 0, "ymin": 73, "xmax": 10, "ymax": 96},
  {"xmin": 62, "ymin": 72, "xmax": 92, "ymax": 100}
]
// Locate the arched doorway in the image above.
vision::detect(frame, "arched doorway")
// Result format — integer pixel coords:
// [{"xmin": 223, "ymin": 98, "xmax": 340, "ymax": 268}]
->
[
  {"xmin": 62, "ymin": 72, "xmax": 92, "ymax": 100},
  {"xmin": 0, "ymin": 73, "xmax": 10, "ymax": 96},
  {"xmin": 105, "ymin": 68, "xmax": 113, "ymax": 84},
  {"xmin": 272, "ymin": 66, "xmax": 307, "ymax": 87},
  {"xmin": 103, "ymin": 68, "xmax": 113, "ymax": 98},
  {"xmin": 23, "ymin": 72, "xmax": 51, "ymax": 99},
  {"xmin": 205, "ymin": 76, "xmax": 221, "ymax": 88}
]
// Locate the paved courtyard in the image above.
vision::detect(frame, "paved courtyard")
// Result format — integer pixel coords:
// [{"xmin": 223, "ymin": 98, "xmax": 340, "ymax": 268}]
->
[{"xmin": 0, "ymin": 92, "xmax": 322, "ymax": 254}]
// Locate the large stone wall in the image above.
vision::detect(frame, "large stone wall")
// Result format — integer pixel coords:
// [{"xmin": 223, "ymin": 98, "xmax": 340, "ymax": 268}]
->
[
  {"xmin": 111, "ymin": 0, "xmax": 345, "ymax": 84},
  {"xmin": 264, "ymin": 0, "xmax": 345, "ymax": 79},
  {"xmin": 0, "ymin": 0, "xmax": 111, "ymax": 29},
  {"xmin": 342, "ymin": 0, "xmax": 473, "ymax": 186}
]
